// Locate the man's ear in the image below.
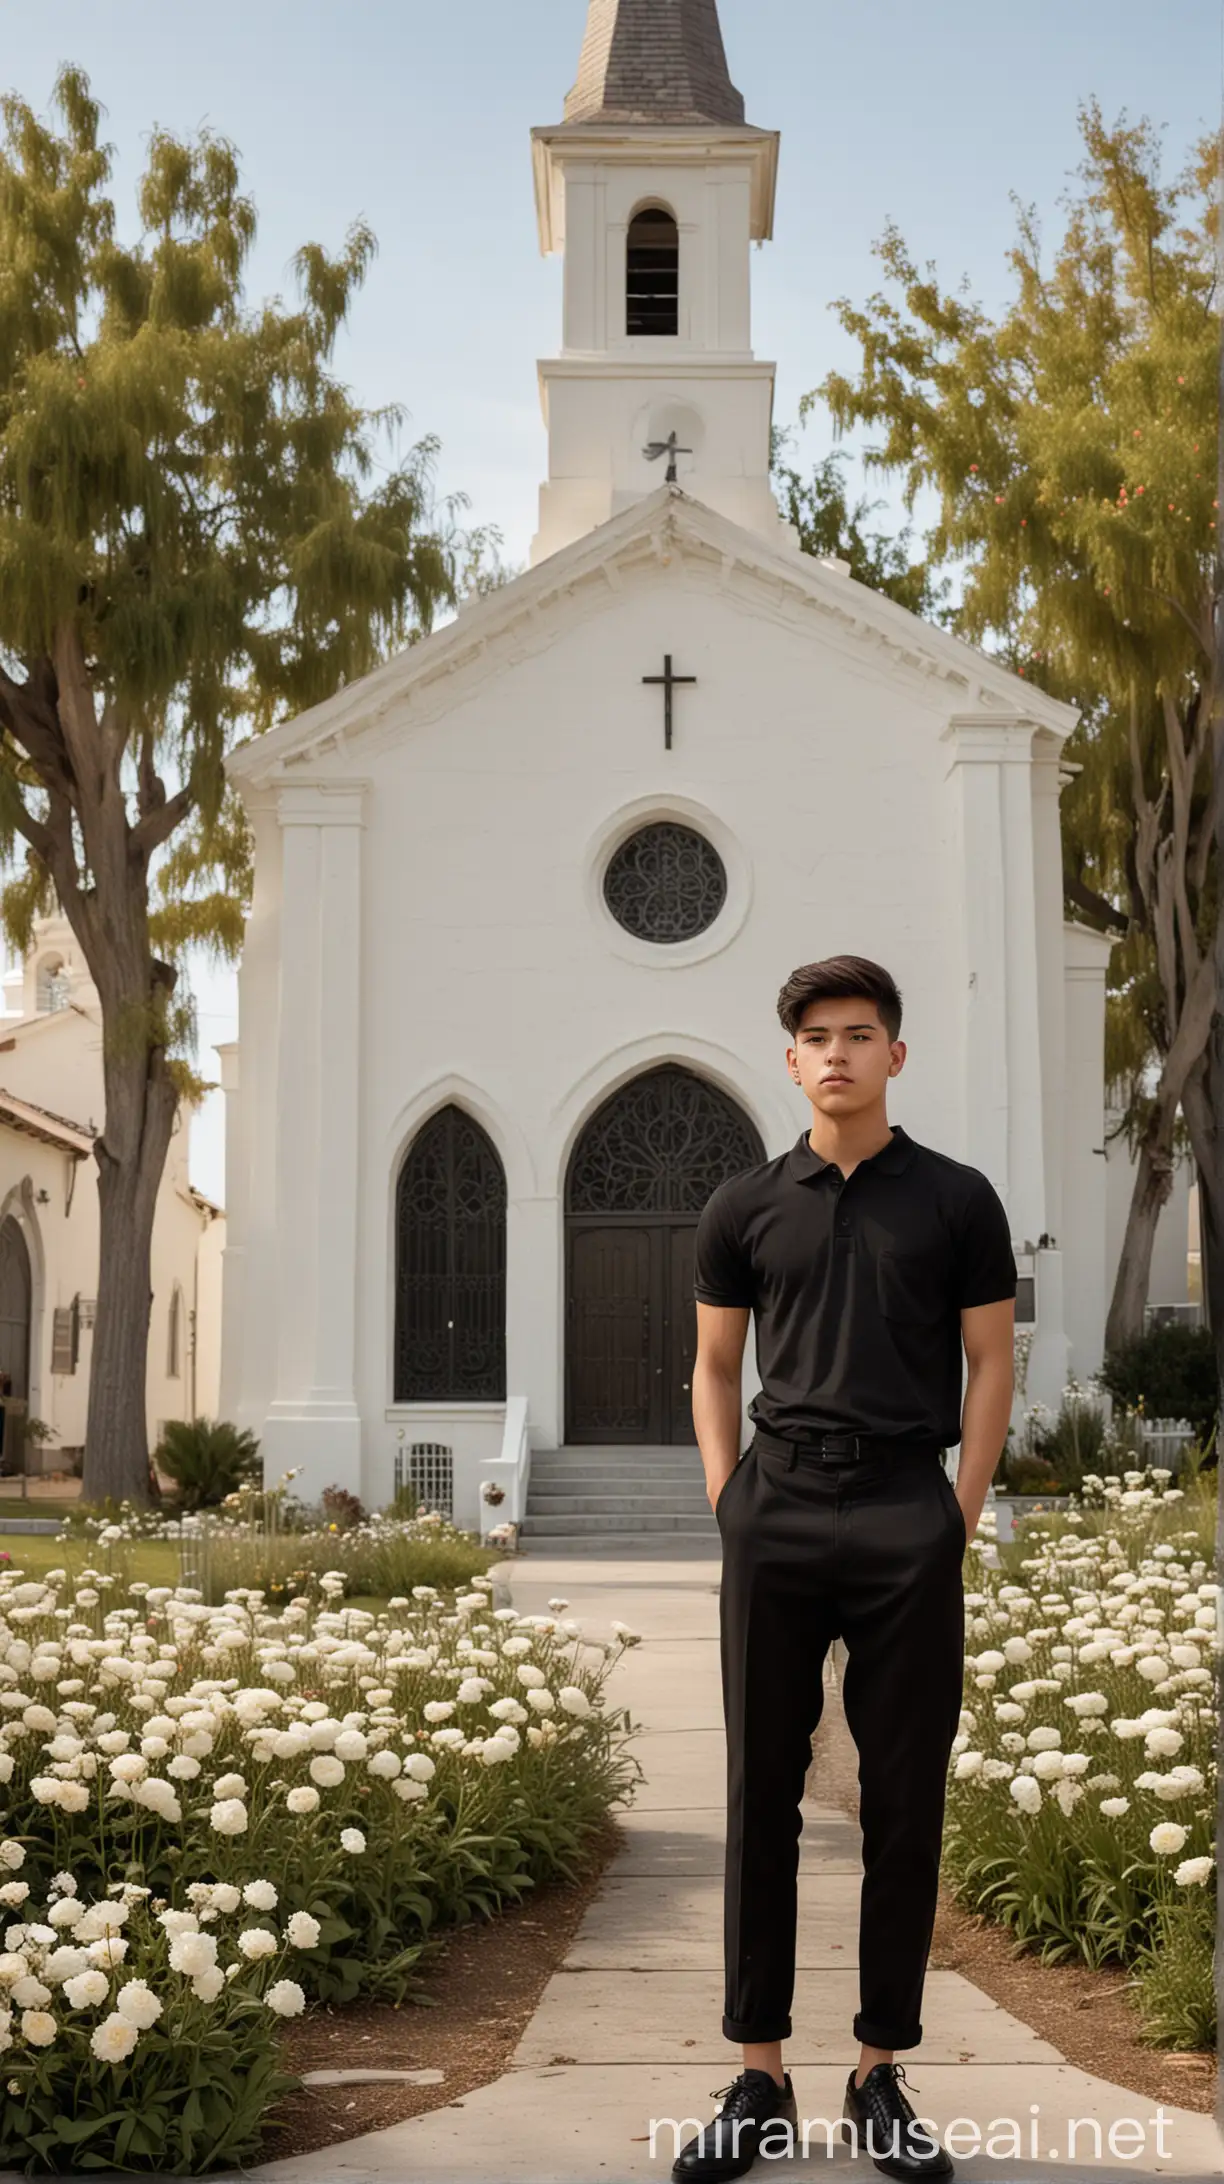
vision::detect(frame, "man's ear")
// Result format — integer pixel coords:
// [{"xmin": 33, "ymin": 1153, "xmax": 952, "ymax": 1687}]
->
[{"xmin": 889, "ymin": 1040, "xmax": 907, "ymax": 1077}]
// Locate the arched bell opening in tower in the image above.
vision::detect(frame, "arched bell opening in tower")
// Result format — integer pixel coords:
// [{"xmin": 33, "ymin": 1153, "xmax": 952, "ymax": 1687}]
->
[{"xmin": 626, "ymin": 205, "xmax": 679, "ymax": 336}]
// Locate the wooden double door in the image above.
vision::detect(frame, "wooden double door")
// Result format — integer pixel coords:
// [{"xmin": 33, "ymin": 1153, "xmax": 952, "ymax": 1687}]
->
[
  {"xmin": 567, "ymin": 1220, "xmax": 698, "ymax": 1445},
  {"xmin": 563, "ymin": 1065, "xmax": 765, "ymax": 1447}
]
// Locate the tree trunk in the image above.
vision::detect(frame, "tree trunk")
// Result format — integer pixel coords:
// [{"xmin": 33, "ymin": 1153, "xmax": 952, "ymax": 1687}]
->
[
  {"xmin": 81, "ymin": 1043, "xmax": 178, "ymax": 1506},
  {"xmin": 1102, "ymin": 1121, "xmax": 1177, "ymax": 1354}
]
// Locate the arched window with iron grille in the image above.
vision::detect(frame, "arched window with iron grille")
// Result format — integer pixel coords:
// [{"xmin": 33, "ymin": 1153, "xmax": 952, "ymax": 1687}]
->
[
  {"xmin": 627, "ymin": 206, "xmax": 679, "ymax": 337},
  {"xmin": 393, "ymin": 1107, "xmax": 507, "ymax": 1402}
]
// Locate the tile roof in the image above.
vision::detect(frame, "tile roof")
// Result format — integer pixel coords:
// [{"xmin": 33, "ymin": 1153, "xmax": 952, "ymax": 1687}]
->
[{"xmin": 563, "ymin": 0, "xmax": 746, "ymax": 126}]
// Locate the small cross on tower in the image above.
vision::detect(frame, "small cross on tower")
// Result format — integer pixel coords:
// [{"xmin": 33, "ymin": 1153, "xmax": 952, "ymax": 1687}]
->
[{"xmin": 642, "ymin": 654, "xmax": 697, "ymax": 751}]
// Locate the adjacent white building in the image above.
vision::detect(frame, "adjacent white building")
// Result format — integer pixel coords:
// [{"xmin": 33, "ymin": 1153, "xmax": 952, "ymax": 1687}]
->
[
  {"xmin": 221, "ymin": 0, "xmax": 1142, "ymax": 1526},
  {"xmin": 0, "ymin": 917, "xmax": 224, "ymax": 1477}
]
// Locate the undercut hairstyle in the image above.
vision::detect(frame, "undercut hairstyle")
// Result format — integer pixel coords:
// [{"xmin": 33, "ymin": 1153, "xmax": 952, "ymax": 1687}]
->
[{"xmin": 776, "ymin": 955, "xmax": 903, "ymax": 1044}]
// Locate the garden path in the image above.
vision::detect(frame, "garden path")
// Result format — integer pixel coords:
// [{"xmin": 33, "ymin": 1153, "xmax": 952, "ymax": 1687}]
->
[{"xmin": 241, "ymin": 1550, "xmax": 1221, "ymax": 2184}]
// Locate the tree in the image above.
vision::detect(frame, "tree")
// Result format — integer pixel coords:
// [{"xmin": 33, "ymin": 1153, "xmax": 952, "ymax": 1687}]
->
[
  {"xmin": 0, "ymin": 69, "xmax": 459, "ymax": 1503},
  {"xmin": 810, "ymin": 103, "xmax": 1218, "ymax": 1350},
  {"xmin": 770, "ymin": 438, "xmax": 948, "ymax": 619}
]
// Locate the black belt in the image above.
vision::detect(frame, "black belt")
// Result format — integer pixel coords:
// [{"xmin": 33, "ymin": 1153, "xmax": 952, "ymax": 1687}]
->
[{"xmin": 752, "ymin": 1426, "xmax": 945, "ymax": 1467}]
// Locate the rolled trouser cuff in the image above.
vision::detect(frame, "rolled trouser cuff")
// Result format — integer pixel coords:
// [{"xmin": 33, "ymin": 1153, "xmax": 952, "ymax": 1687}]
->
[
  {"xmin": 723, "ymin": 2011, "xmax": 792, "ymax": 2043},
  {"xmin": 853, "ymin": 2012, "xmax": 922, "ymax": 2049}
]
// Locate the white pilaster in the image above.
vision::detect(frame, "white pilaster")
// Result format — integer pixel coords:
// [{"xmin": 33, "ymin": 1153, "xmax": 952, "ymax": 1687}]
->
[
  {"xmin": 216, "ymin": 1040, "xmax": 242, "ymax": 1422},
  {"xmin": 1062, "ymin": 920, "xmax": 1116, "ymax": 1379},
  {"xmin": 944, "ymin": 715, "xmax": 1046, "ymax": 1235},
  {"xmin": 261, "ymin": 783, "xmax": 366, "ymax": 1503},
  {"xmin": 229, "ymin": 794, "xmax": 280, "ymax": 1436}
]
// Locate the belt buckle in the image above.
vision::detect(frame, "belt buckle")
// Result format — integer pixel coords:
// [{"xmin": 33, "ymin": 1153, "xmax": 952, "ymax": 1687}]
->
[{"xmin": 821, "ymin": 1432, "xmax": 860, "ymax": 1462}]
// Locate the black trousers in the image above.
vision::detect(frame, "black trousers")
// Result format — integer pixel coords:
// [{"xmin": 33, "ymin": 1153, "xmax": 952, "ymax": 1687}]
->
[{"xmin": 717, "ymin": 1427, "xmax": 966, "ymax": 2051}]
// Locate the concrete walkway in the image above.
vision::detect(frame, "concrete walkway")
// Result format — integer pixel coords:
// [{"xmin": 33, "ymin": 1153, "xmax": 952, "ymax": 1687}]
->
[{"xmin": 249, "ymin": 1551, "xmax": 1221, "ymax": 2184}]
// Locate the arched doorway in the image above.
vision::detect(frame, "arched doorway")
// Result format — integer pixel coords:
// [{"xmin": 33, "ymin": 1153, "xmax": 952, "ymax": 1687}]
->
[
  {"xmin": 0, "ymin": 1217, "xmax": 31, "ymax": 1400},
  {"xmin": 565, "ymin": 1065, "xmax": 763, "ymax": 1444},
  {"xmin": 393, "ymin": 1107, "xmax": 507, "ymax": 1402}
]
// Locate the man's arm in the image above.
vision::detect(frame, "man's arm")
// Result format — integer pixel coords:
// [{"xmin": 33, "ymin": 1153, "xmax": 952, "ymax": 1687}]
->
[
  {"xmin": 956, "ymin": 1296, "xmax": 1015, "ymax": 1537},
  {"xmin": 693, "ymin": 1302, "xmax": 750, "ymax": 1512}
]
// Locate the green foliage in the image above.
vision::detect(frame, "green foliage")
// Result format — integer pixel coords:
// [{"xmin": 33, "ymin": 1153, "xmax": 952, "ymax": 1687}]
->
[
  {"xmin": 770, "ymin": 439, "xmax": 948, "ymax": 619},
  {"xmin": 1097, "ymin": 1324, "xmax": 1221, "ymax": 1440},
  {"xmin": 806, "ymin": 102, "xmax": 1218, "ymax": 1308},
  {"xmin": 1130, "ymin": 1888, "xmax": 1217, "ymax": 2049},
  {"xmin": 155, "ymin": 1416, "xmax": 261, "ymax": 1510}
]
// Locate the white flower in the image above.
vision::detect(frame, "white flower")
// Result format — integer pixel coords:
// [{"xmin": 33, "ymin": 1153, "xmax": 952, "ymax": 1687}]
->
[
  {"xmin": 157, "ymin": 1910, "xmax": 199, "ymax": 1939},
  {"xmin": 488, "ymin": 1698, "xmax": 527, "ymax": 1725},
  {"xmin": 132, "ymin": 1778, "xmax": 182, "ymax": 1822},
  {"xmin": 242, "ymin": 1881, "xmax": 278, "ymax": 1911},
  {"xmin": 516, "ymin": 1665, "xmax": 546, "ymax": 1689},
  {"xmin": 265, "ymin": 1979, "xmax": 306, "ymax": 2017},
  {"xmin": 11, "ymin": 1976, "xmax": 52, "ymax": 2009},
  {"xmin": 1031, "ymin": 1750, "xmax": 1065, "ymax": 1780},
  {"xmin": 167, "ymin": 1754, "xmax": 202, "ymax": 1781},
  {"xmin": 208, "ymin": 1883, "xmax": 242, "ymax": 1914},
  {"xmin": 90, "ymin": 2011, "xmax": 139, "ymax": 2062},
  {"xmin": 557, "ymin": 1688, "xmax": 592, "ymax": 1718},
  {"xmin": 340, "ymin": 1828, "xmax": 366, "ymax": 1855},
  {"xmin": 1173, "ymin": 1856, "xmax": 1215, "ymax": 1887},
  {"xmin": 168, "ymin": 1931, "xmax": 219, "ymax": 1978},
  {"xmin": 1149, "ymin": 1822, "xmax": 1189, "ymax": 1857},
  {"xmin": 1009, "ymin": 1776, "xmax": 1042, "ymax": 1814},
  {"xmin": 209, "ymin": 1798, "xmax": 248, "ymax": 1837},
  {"xmin": 953, "ymin": 1751, "xmax": 983, "ymax": 1779},
  {"xmin": 367, "ymin": 1749, "xmax": 401, "ymax": 1779},
  {"xmin": 333, "ymin": 1730, "xmax": 367, "ymax": 1762},
  {"xmin": 423, "ymin": 1701, "xmax": 455, "ymax": 1723},
  {"xmin": 395, "ymin": 1778, "xmax": 429, "ymax": 1802},
  {"xmin": 63, "ymin": 1969, "xmax": 110, "ymax": 2008},
  {"xmin": 456, "ymin": 1679, "xmax": 492, "ymax": 1704},
  {"xmin": 526, "ymin": 1688, "xmax": 556, "ymax": 1713},
  {"xmin": 1025, "ymin": 1726, "xmax": 1061, "ymax": 1751},
  {"xmin": 238, "ymin": 1928, "xmax": 278, "ymax": 1961},
  {"xmin": 1135, "ymin": 1655, "xmax": 1169, "ymax": 1683},
  {"xmin": 480, "ymin": 1736, "xmax": 516, "ymax": 1765},
  {"xmin": 1099, "ymin": 1797, "xmax": 1130, "ymax": 1818},
  {"xmin": 1144, "ymin": 1727, "xmax": 1183, "ymax": 1759},
  {"xmin": 86, "ymin": 1936, "xmax": 128, "ymax": 1969},
  {"xmin": 115, "ymin": 1981, "xmax": 162, "ymax": 2029},
  {"xmin": 286, "ymin": 1786, "xmax": 320, "ymax": 1815},
  {"xmin": 0, "ymin": 1845, "xmax": 25, "ymax": 1873},
  {"xmin": 286, "ymin": 1912, "xmax": 321, "ymax": 1950},
  {"xmin": 1064, "ymin": 1692, "xmax": 1108, "ymax": 1717},
  {"xmin": 191, "ymin": 1967, "xmax": 225, "ymax": 2003},
  {"xmin": 403, "ymin": 1753, "xmax": 436, "ymax": 1782},
  {"xmin": 212, "ymin": 1772, "xmax": 247, "ymax": 1801},
  {"xmin": 20, "ymin": 2009, "xmax": 56, "ymax": 2047},
  {"xmin": 308, "ymin": 1755, "xmax": 345, "ymax": 1788}
]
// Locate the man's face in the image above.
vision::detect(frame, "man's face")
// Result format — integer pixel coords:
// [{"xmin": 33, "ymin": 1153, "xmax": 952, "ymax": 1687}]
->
[{"xmin": 787, "ymin": 995, "xmax": 905, "ymax": 1119}]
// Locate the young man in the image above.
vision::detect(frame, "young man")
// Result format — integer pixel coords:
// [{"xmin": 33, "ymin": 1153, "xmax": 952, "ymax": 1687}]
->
[{"xmin": 673, "ymin": 956, "xmax": 1016, "ymax": 2184}]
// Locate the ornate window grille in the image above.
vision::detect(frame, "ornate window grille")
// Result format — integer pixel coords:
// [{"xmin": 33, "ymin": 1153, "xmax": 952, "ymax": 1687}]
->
[
  {"xmin": 394, "ymin": 1441, "xmax": 455, "ymax": 1519},
  {"xmin": 603, "ymin": 822, "xmax": 727, "ymax": 944},
  {"xmin": 566, "ymin": 1064, "xmax": 764, "ymax": 1215},
  {"xmin": 394, "ymin": 1107, "xmax": 507, "ymax": 1401}
]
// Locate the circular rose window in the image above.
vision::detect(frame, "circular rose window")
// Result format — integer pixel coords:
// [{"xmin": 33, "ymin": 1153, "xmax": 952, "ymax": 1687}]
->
[{"xmin": 602, "ymin": 821, "xmax": 728, "ymax": 944}]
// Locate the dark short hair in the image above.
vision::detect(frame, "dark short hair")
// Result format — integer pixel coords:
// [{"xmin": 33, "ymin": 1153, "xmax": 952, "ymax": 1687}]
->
[{"xmin": 776, "ymin": 955, "xmax": 903, "ymax": 1043}]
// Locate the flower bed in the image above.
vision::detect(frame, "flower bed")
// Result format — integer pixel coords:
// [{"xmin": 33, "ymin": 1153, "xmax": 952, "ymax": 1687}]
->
[
  {"xmin": 0, "ymin": 1563, "xmax": 641, "ymax": 2170},
  {"xmin": 944, "ymin": 1467, "xmax": 1217, "ymax": 2049}
]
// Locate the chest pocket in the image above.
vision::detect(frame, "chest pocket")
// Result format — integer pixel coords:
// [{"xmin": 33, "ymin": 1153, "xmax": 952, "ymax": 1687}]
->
[{"xmin": 876, "ymin": 1245, "xmax": 951, "ymax": 1325}]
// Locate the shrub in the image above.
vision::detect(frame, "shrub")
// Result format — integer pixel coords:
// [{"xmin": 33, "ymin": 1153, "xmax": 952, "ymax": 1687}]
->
[
  {"xmin": 320, "ymin": 1484, "xmax": 366, "ymax": 1532},
  {"xmin": 942, "ymin": 1470, "xmax": 1217, "ymax": 2048},
  {"xmin": 155, "ymin": 1420, "xmax": 261, "ymax": 1512},
  {"xmin": 1097, "ymin": 1325, "xmax": 1219, "ymax": 1443}
]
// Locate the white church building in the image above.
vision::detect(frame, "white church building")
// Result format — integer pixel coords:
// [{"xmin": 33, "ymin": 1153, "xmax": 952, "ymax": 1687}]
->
[{"xmin": 221, "ymin": 0, "xmax": 1133, "ymax": 1532}]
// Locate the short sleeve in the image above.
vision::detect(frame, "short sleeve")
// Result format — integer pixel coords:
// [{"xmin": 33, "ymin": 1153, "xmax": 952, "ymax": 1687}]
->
[
  {"xmin": 693, "ymin": 1187, "xmax": 755, "ymax": 1308},
  {"xmin": 956, "ymin": 1173, "xmax": 1018, "ymax": 1309}
]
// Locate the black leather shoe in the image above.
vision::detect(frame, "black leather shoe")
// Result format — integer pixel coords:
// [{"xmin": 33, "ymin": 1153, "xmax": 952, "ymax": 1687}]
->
[
  {"xmin": 842, "ymin": 2063, "xmax": 953, "ymax": 2178},
  {"xmin": 671, "ymin": 2067, "xmax": 798, "ymax": 2180}
]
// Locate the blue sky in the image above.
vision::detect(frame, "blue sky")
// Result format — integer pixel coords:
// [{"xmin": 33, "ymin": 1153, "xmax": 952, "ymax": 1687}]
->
[{"xmin": 2, "ymin": 0, "xmax": 1215, "ymax": 1200}]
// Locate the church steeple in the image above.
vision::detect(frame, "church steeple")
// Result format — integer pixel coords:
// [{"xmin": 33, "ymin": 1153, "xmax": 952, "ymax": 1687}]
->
[
  {"xmin": 563, "ymin": 0, "xmax": 746, "ymax": 127},
  {"xmin": 529, "ymin": 0, "xmax": 786, "ymax": 564}
]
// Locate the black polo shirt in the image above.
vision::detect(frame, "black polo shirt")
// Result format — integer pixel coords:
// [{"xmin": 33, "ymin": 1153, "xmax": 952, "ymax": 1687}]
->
[{"xmin": 692, "ymin": 1124, "xmax": 1017, "ymax": 1449}]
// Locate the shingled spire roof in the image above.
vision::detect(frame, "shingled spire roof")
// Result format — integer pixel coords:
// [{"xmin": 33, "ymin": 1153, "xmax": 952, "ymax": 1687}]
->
[{"xmin": 563, "ymin": 0, "xmax": 746, "ymax": 127}]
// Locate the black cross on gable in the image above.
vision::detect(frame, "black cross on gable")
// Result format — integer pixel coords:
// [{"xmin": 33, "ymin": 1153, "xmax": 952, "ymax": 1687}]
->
[{"xmin": 642, "ymin": 654, "xmax": 697, "ymax": 751}]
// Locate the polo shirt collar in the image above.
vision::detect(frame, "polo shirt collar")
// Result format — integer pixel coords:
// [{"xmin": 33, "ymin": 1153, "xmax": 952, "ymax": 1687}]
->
[{"xmin": 787, "ymin": 1122, "xmax": 916, "ymax": 1184}]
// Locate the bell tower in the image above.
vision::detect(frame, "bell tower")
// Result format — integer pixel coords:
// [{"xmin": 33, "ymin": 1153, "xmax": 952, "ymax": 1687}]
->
[{"xmin": 529, "ymin": 0, "xmax": 785, "ymax": 564}]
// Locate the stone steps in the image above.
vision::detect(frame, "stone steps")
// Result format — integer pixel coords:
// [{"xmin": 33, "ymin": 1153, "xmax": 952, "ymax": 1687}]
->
[{"xmin": 522, "ymin": 1445, "xmax": 718, "ymax": 1548}]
